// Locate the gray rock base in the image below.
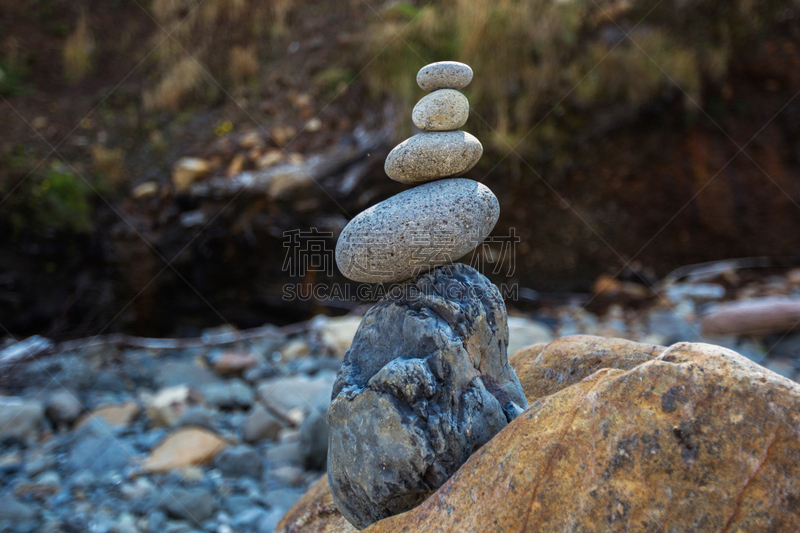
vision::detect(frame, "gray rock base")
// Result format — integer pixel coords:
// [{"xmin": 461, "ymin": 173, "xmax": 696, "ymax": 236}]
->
[{"xmin": 327, "ymin": 263, "xmax": 528, "ymax": 529}]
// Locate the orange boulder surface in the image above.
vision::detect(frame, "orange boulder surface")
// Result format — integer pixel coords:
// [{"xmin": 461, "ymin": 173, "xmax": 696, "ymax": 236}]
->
[{"xmin": 278, "ymin": 336, "xmax": 800, "ymax": 532}]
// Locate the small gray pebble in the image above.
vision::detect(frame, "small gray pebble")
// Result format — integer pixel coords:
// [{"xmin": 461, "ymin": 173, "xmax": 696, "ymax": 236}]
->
[
  {"xmin": 417, "ymin": 61, "xmax": 473, "ymax": 91},
  {"xmin": 265, "ymin": 441, "xmax": 303, "ymax": 464},
  {"xmin": 200, "ymin": 380, "xmax": 253, "ymax": 409},
  {"xmin": 223, "ymin": 495, "xmax": 253, "ymax": 516},
  {"xmin": 24, "ymin": 454, "xmax": 55, "ymax": 477},
  {"xmin": 230, "ymin": 508, "xmax": 268, "ymax": 530},
  {"xmin": 44, "ymin": 391, "xmax": 83, "ymax": 428},
  {"xmin": 214, "ymin": 445, "xmax": 263, "ymax": 478},
  {"xmin": 241, "ymin": 404, "xmax": 284, "ymax": 443},
  {"xmin": 176, "ymin": 406, "xmax": 218, "ymax": 431},
  {"xmin": 263, "ymin": 488, "xmax": 304, "ymax": 511},
  {"xmin": 159, "ymin": 488, "xmax": 216, "ymax": 525},
  {"xmin": 385, "ymin": 131, "xmax": 482, "ymax": 184},
  {"xmin": 0, "ymin": 493, "xmax": 37, "ymax": 524},
  {"xmin": 70, "ymin": 470, "xmax": 97, "ymax": 491},
  {"xmin": 256, "ymin": 508, "xmax": 285, "ymax": 533},
  {"xmin": 412, "ymin": 89, "xmax": 469, "ymax": 131}
]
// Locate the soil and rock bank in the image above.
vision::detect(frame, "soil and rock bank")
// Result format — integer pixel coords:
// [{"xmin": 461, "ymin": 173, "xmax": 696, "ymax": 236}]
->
[{"xmin": 4, "ymin": 2, "xmax": 800, "ymax": 337}]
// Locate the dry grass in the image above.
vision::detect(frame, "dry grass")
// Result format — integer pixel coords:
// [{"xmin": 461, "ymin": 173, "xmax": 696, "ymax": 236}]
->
[
  {"xmin": 90, "ymin": 145, "xmax": 126, "ymax": 186},
  {"xmin": 229, "ymin": 45, "xmax": 259, "ymax": 85},
  {"xmin": 144, "ymin": 57, "xmax": 205, "ymax": 112},
  {"xmin": 63, "ymin": 12, "xmax": 95, "ymax": 83},
  {"xmin": 144, "ymin": 0, "xmax": 293, "ymax": 111},
  {"xmin": 271, "ymin": 0, "xmax": 295, "ymax": 34},
  {"xmin": 366, "ymin": 0, "xmax": 785, "ymax": 155}
]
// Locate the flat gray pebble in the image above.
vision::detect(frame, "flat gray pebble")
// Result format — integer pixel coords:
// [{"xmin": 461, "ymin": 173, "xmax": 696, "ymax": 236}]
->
[
  {"xmin": 66, "ymin": 418, "xmax": 134, "ymax": 474},
  {"xmin": 385, "ymin": 131, "xmax": 483, "ymax": 184},
  {"xmin": 44, "ymin": 391, "xmax": 83, "ymax": 428},
  {"xmin": 335, "ymin": 178, "xmax": 499, "ymax": 283},
  {"xmin": 0, "ymin": 397, "xmax": 45, "ymax": 442},
  {"xmin": 200, "ymin": 379, "xmax": 253, "ymax": 409},
  {"xmin": 214, "ymin": 445, "xmax": 263, "ymax": 478},
  {"xmin": 416, "ymin": 61, "xmax": 473, "ymax": 91},
  {"xmin": 412, "ymin": 89, "xmax": 468, "ymax": 131},
  {"xmin": 0, "ymin": 494, "xmax": 37, "ymax": 524},
  {"xmin": 159, "ymin": 487, "xmax": 215, "ymax": 525}
]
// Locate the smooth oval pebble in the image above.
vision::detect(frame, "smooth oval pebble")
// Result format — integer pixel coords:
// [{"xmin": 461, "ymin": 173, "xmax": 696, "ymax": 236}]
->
[
  {"xmin": 385, "ymin": 131, "xmax": 483, "ymax": 184},
  {"xmin": 335, "ymin": 178, "xmax": 499, "ymax": 283},
  {"xmin": 412, "ymin": 89, "xmax": 469, "ymax": 131},
  {"xmin": 417, "ymin": 61, "xmax": 473, "ymax": 91}
]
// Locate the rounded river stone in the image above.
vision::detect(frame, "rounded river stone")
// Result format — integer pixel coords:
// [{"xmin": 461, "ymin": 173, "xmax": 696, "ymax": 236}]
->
[
  {"xmin": 335, "ymin": 178, "xmax": 499, "ymax": 284},
  {"xmin": 385, "ymin": 131, "xmax": 483, "ymax": 184},
  {"xmin": 416, "ymin": 61, "xmax": 473, "ymax": 91},
  {"xmin": 412, "ymin": 89, "xmax": 469, "ymax": 131},
  {"xmin": 327, "ymin": 263, "xmax": 528, "ymax": 529}
]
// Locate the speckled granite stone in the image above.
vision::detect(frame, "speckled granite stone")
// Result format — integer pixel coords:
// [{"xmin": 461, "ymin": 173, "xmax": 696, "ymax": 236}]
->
[
  {"xmin": 416, "ymin": 61, "xmax": 473, "ymax": 91},
  {"xmin": 384, "ymin": 131, "xmax": 483, "ymax": 184},
  {"xmin": 412, "ymin": 89, "xmax": 469, "ymax": 131},
  {"xmin": 335, "ymin": 178, "xmax": 499, "ymax": 283}
]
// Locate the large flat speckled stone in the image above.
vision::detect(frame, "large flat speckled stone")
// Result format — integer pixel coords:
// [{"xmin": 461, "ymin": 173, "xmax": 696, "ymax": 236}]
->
[
  {"xmin": 412, "ymin": 89, "xmax": 469, "ymax": 131},
  {"xmin": 335, "ymin": 179, "xmax": 499, "ymax": 283},
  {"xmin": 385, "ymin": 131, "xmax": 483, "ymax": 184},
  {"xmin": 416, "ymin": 61, "xmax": 473, "ymax": 91}
]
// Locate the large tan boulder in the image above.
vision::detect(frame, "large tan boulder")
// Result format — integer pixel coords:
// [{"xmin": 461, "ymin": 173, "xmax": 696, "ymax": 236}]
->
[
  {"xmin": 275, "ymin": 475, "xmax": 356, "ymax": 533},
  {"xmin": 277, "ymin": 336, "xmax": 800, "ymax": 532},
  {"xmin": 365, "ymin": 340, "xmax": 800, "ymax": 532},
  {"xmin": 510, "ymin": 335, "xmax": 665, "ymax": 401}
]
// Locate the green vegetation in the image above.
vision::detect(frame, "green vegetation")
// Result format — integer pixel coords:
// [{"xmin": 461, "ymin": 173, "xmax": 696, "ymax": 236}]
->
[
  {"xmin": 314, "ymin": 67, "xmax": 355, "ymax": 99},
  {"xmin": 0, "ymin": 60, "xmax": 29, "ymax": 97},
  {"xmin": 1, "ymin": 158, "xmax": 94, "ymax": 239}
]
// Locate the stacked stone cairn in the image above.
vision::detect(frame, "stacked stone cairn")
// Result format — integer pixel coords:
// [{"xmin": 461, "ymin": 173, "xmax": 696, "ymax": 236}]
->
[
  {"xmin": 330, "ymin": 62, "xmax": 529, "ymax": 530},
  {"xmin": 335, "ymin": 61, "xmax": 494, "ymax": 283}
]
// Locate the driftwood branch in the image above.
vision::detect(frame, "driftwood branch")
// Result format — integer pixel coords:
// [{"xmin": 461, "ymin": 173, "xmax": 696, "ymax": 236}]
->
[
  {"xmin": 189, "ymin": 124, "xmax": 392, "ymax": 199},
  {"xmin": 0, "ymin": 320, "xmax": 317, "ymax": 381},
  {"xmin": 656, "ymin": 257, "xmax": 776, "ymax": 290}
]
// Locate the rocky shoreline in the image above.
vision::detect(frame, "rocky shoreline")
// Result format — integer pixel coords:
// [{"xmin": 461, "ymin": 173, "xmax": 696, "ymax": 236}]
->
[
  {"xmin": 278, "ymin": 334, "xmax": 800, "ymax": 532},
  {"xmin": 3, "ymin": 268, "xmax": 800, "ymax": 532}
]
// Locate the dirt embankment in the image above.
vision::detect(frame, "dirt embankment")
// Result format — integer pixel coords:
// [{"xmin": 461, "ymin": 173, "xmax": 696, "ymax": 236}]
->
[{"xmin": 2, "ymin": 1, "xmax": 800, "ymax": 338}]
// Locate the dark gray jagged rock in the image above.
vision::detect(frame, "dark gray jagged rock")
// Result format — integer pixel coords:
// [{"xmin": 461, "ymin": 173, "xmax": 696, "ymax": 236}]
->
[{"xmin": 327, "ymin": 263, "xmax": 528, "ymax": 530}]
